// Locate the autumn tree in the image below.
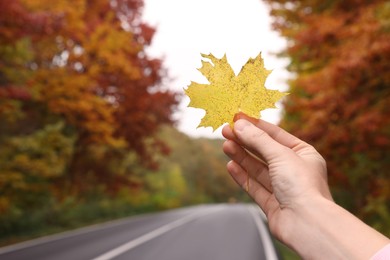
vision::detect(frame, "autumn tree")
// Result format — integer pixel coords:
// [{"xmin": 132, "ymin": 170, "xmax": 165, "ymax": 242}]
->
[
  {"xmin": 156, "ymin": 126, "xmax": 245, "ymax": 204},
  {"xmin": 263, "ymin": 0, "xmax": 390, "ymax": 234},
  {"xmin": 0, "ymin": 0, "xmax": 178, "ymax": 212}
]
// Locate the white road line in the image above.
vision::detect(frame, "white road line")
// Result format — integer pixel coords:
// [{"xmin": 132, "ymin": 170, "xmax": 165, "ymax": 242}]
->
[
  {"xmin": 247, "ymin": 205, "xmax": 279, "ymax": 260},
  {"xmin": 0, "ymin": 214, "xmax": 147, "ymax": 255},
  {"xmin": 91, "ymin": 207, "xmax": 224, "ymax": 260}
]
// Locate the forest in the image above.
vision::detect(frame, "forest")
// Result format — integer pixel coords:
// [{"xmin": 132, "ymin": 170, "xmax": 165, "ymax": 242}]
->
[
  {"xmin": 0, "ymin": 0, "xmax": 247, "ymax": 244},
  {"xmin": 265, "ymin": 0, "xmax": 390, "ymax": 235},
  {"xmin": 0, "ymin": 0, "xmax": 389, "ymax": 245}
]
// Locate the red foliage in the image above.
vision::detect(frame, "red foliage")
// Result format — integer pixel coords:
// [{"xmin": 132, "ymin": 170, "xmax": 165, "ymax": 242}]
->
[
  {"xmin": 264, "ymin": 0, "xmax": 390, "ymax": 230},
  {"xmin": 0, "ymin": 0, "xmax": 179, "ymax": 195}
]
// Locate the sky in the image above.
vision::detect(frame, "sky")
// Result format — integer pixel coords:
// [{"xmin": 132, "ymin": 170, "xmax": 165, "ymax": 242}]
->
[{"xmin": 142, "ymin": 0, "xmax": 290, "ymax": 138}]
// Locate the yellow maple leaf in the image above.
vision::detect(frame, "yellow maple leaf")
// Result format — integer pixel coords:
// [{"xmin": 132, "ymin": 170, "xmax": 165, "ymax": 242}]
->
[{"xmin": 184, "ymin": 52, "xmax": 288, "ymax": 131}]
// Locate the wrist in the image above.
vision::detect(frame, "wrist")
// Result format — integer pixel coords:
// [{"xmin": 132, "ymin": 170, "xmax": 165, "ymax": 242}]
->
[
  {"xmin": 281, "ymin": 196, "xmax": 336, "ymax": 258},
  {"xmin": 286, "ymin": 196, "xmax": 390, "ymax": 259}
]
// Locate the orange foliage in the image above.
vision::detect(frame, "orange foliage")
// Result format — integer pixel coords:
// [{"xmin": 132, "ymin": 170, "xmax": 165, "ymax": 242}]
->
[
  {"xmin": 264, "ymin": 0, "xmax": 390, "ymax": 233},
  {"xmin": 0, "ymin": 0, "xmax": 178, "ymax": 200}
]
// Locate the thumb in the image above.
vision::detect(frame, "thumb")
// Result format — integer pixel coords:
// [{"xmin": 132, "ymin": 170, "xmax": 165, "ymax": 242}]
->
[{"xmin": 233, "ymin": 119, "xmax": 290, "ymax": 163}]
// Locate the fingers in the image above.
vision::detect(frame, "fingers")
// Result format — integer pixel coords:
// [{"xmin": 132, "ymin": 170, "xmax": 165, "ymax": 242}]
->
[
  {"xmin": 222, "ymin": 124, "xmax": 239, "ymax": 143},
  {"xmin": 223, "ymin": 140, "xmax": 272, "ymax": 192},
  {"xmin": 234, "ymin": 113, "xmax": 304, "ymax": 151},
  {"xmin": 233, "ymin": 119, "xmax": 292, "ymax": 163},
  {"xmin": 222, "ymin": 113, "xmax": 257, "ymax": 143},
  {"xmin": 226, "ymin": 160, "xmax": 276, "ymax": 215}
]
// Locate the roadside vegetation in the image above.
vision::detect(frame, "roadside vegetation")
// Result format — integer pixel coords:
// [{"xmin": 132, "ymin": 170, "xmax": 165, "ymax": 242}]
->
[
  {"xmin": 1, "ymin": 1, "xmax": 389, "ymax": 258},
  {"xmin": 0, "ymin": 125, "xmax": 248, "ymax": 245}
]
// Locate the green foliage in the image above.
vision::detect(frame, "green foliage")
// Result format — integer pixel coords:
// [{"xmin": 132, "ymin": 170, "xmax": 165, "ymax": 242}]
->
[
  {"xmin": 0, "ymin": 0, "xmax": 181, "ymax": 244},
  {"xmin": 0, "ymin": 122, "xmax": 75, "ymax": 212},
  {"xmin": 157, "ymin": 126, "xmax": 248, "ymax": 203},
  {"xmin": 0, "ymin": 195, "xmax": 155, "ymax": 244},
  {"xmin": 0, "ymin": 38, "xmax": 33, "ymax": 85},
  {"xmin": 364, "ymin": 196, "xmax": 390, "ymax": 236},
  {"xmin": 0, "ymin": 0, "xmax": 247, "ymax": 246},
  {"xmin": 0, "ymin": 125, "xmax": 244, "ymax": 245},
  {"xmin": 274, "ymin": 240, "xmax": 300, "ymax": 260},
  {"xmin": 0, "ymin": 0, "xmax": 179, "ymax": 199},
  {"xmin": 143, "ymin": 164, "xmax": 188, "ymax": 209}
]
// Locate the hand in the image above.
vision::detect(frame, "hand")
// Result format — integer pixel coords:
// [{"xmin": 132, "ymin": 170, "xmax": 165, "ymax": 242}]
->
[
  {"xmin": 222, "ymin": 113, "xmax": 390, "ymax": 259},
  {"xmin": 222, "ymin": 113, "xmax": 333, "ymax": 242}
]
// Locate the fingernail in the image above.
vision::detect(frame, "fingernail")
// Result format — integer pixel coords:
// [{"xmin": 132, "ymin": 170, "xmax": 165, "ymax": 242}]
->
[
  {"xmin": 234, "ymin": 119, "xmax": 251, "ymax": 132},
  {"xmin": 233, "ymin": 112, "xmax": 244, "ymax": 122}
]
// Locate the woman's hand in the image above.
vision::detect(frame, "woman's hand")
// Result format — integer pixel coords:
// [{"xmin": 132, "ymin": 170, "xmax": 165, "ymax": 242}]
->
[
  {"xmin": 222, "ymin": 113, "xmax": 389, "ymax": 259},
  {"xmin": 222, "ymin": 114, "xmax": 332, "ymax": 234}
]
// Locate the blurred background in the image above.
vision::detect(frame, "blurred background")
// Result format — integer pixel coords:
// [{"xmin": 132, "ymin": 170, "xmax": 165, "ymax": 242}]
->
[{"xmin": 0, "ymin": 0, "xmax": 389, "ymax": 253}]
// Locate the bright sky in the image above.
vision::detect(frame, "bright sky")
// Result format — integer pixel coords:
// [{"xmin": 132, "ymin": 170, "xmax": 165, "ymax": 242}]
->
[{"xmin": 142, "ymin": 0, "xmax": 290, "ymax": 138}]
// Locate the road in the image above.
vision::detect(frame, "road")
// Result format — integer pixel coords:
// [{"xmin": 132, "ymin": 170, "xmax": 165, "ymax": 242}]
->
[{"xmin": 0, "ymin": 203, "xmax": 279, "ymax": 260}]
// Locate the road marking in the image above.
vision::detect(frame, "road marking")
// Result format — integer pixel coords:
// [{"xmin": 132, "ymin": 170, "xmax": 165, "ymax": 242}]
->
[
  {"xmin": 247, "ymin": 205, "xmax": 279, "ymax": 260},
  {"xmin": 91, "ymin": 207, "xmax": 223, "ymax": 260},
  {"xmin": 0, "ymin": 214, "xmax": 149, "ymax": 256}
]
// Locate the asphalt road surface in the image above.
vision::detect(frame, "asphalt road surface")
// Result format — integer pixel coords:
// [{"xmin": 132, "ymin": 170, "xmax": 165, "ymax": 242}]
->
[{"xmin": 0, "ymin": 203, "xmax": 279, "ymax": 260}]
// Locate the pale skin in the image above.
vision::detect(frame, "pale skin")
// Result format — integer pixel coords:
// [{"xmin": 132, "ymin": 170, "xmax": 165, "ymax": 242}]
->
[{"xmin": 222, "ymin": 113, "xmax": 390, "ymax": 260}]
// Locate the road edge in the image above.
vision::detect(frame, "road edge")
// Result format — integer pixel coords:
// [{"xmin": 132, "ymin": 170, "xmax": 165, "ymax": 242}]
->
[{"xmin": 247, "ymin": 204, "xmax": 280, "ymax": 260}]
